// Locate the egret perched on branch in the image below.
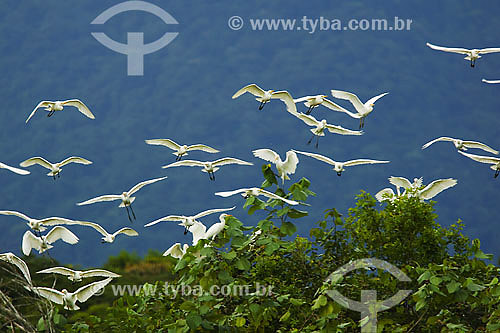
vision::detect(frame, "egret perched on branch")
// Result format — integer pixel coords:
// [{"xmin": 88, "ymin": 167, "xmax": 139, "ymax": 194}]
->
[
  {"xmin": 77, "ymin": 176, "xmax": 167, "ymax": 222},
  {"xmin": 162, "ymin": 158, "xmax": 252, "ymax": 181},
  {"xmin": 145, "ymin": 138, "xmax": 219, "ymax": 161},
  {"xmin": 422, "ymin": 137, "xmax": 498, "ymax": 154},
  {"xmin": 30, "ymin": 278, "xmax": 113, "ymax": 310},
  {"xmin": 232, "ymin": 83, "xmax": 297, "ymax": 113},
  {"xmin": 426, "ymin": 42, "xmax": 500, "ymax": 67},
  {"xmin": 295, "ymin": 113, "xmax": 363, "ymax": 148},
  {"xmin": 293, "ymin": 150, "xmax": 389, "ymax": 176},
  {"xmin": 330, "ymin": 90, "xmax": 388, "ymax": 128},
  {"xmin": 458, "ymin": 151, "xmax": 500, "ymax": 178},
  {"xmin": 20, "ymin": 156, "xmax": 92, "ymax": 179},
  {"xmin": 252, "ymin": 149, "xmax": 299, "ymax": 184},
  {"xmin": 26, "ymin": 99, "xmax": 95, "ymax": 123}
]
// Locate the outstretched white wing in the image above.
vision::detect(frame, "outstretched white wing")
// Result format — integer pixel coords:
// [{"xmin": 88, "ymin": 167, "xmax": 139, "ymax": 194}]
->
[
  {"xmin": 426, "ymin": 43, "xmax": 470, "ymax": 54},
  {"xmin": 0, "ymin": 162, "xmax": 30, "ymax": 175},
  {"xmin": 186, "ymin": 144, "xmax": 219, "ymax": 153},
  {"xmin": 293, "ymin": 150, "xmax": 336, "ymax": 166},
  {"xmin": 255, "ymin": 188, "xmax": 299, "ymax": 205},
  {"xmin": 296, "ymin": 113, "xmax": 320, "ymax": 126},
  {"xmin": 419, "ymin": 179, "xmax": 457, "ymax": 200},
  {"xmin": 112, "ymin": 227, "xmax": 139, "ymax": 238},
  {"xmin": 365, "ymin": 92, "xmax": 389, "ymax": 106},
  {"xmin": 0, "ymin": 253, "xmax": 32, "ymax": 285},
  {"xmin": 375, "ymin": 188, "xmax": 395, "ymax": 202},
  {"xmin": 77, "ymin": 221, "xmax": 109, "ymax": 237},
  {"xmin": 212, "ymin": 157, "xmax": 253, "ymax": 167},
  {"xmin": 75, "ymin": 278, "xmax": 113, "ymax": 303},
  {"xmin": 252, "ymin": 149, "xmax": 280, "ymax": 163},
  {"xmin": 343, "ymin": 159, "xmax": 390, "ymax": 167},
  {"xmin": 62, "ymin": 99, "xmax": 95, "ymax": 119},
  {"xmin": 45, "ymin": 226, "xmax": 79, "ymax": 245},
  {"xmin": 462, "ymin": 141, "xmax": 499, "ymax": 155},
  {"xmin": 163, "ymin": 243, "xmax": 185, "ymax": 258},
  {"xmin": 144, "ymin": 215, "xmax": 186, "ymax": 227},
  {"xmin": 270, "ymin": 91, "xmax": 297, "ymax": 114},
  {"xmin": 20, "ymin": 157, "xmax": 53, "ymax": 170},
  {"xmin": 232, "ymin": 84, "xmax": 266, "ymax": 99},
  {"xmin": 26, "ymin": 101, "xmax": 52, "ymax": 123},
  {"xmin": 421, "ymin": 137, "xmax": 455, "ymax": 150},
  {"xmin": 81, "ymin": 269, "xmax": 121, "ymax": 279},
  {"xmin": 322, "ymin": 97, "xmax": 351, "ymax": 112},
  {"xmin": 37, "ymin": 266, "xmax": 76, "ymax": 277},
  {"xmin": 458, "ymin": 151, "xmax": 500, "ymax": 164},
  {"xmin": 32, "ymin": 287, "xmax": 64, "ymax": 305},
  {"xmin": 214, "ymin": 188, "xmax": 250, "ymax": 198},
  {"xmin": 194, "ymin": 207, "xmax": 235, "ymax": 219},
  {"xmin": 0, "ymin": 210, "xmax": 32, "ymax": 221},
  {"xmin": 162, "ymin": 160, "xmax": 206, "ymax": 169},
  {"xmin": 330, "ymin": 90, "xmax": 365, "ymax": 113},
  {"xmin": 59, "ymin": 156, "xmax": 93, "ymax": 167},
  {"xmin": 283, "ymin": 151, "xmax": 299, "ymax": 174},
  {"xmin": 77, "ymin": 195, "xmax": 122, "ymax": 206},
  {"xmin": 325, "ymin": 123, "xmax": 363, "ymax": 135},
  {"xmin": 145, "ymin": 138, "xmax": 180, "ymax": 150},
  {"xmin": 22, "ymin": 231, "xmax": 42, "ymax": 256},
  {"xmin": 478, "ymin": 48, "xmax": 500, "ymax": 54},
  {"xmin": 482, "ymin": 79, "xmax": 500, "ymax": 84},
  {"xmin": 128, "ymin": 176, "xmax": 168, "ymax": 195},
  {"xmin": 388, "ymin": 176, "xmax": 413, "ymax": 190}
]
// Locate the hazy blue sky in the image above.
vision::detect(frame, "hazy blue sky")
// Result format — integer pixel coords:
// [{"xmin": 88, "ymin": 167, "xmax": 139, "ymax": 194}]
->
[{"xmin": 1, "ymin": 1, "xmax": 499, "ymax": 266}]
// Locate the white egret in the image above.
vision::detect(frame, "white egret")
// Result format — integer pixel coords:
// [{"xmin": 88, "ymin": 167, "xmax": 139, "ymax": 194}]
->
[
  {"xmin": 293, "ymin": 95, "xmax": 346, "ymax": 115},
  {"xmin": 26, "ymin": 99, "xmax": 95, "ymax": 123},
  {"xmin": 0, "ymin": 210, "xmax": 86, "ymax": 233},
  {"xmin": 77, "ymin": 176, "xmax": 167, "ymax": 222},
  {"xmin": 204, "ymin": 214, "xmax": 232, "ymax": 240},
  {"xmin": 483, "ymin": 79, "xmax": 500, "ymax": 84},
  {"xmin": 458, "ymin": 151, "xmax": 500, "ymax": 178},
  {"xmin": 0, "ymin": 161, "xmax": 30, "ymax": 175},
  {"xmin": 145, "ymin": 207, "xmax": 235, "ymax": 235},
  {"xmin": 232, "ymin": 84, "xmax": 297, "ymax": 113},
  {"xmin": 163, "ymin": 243, "xmax": 189, "ymax": 259},
  {"xmin": 387, "ymin": 176, "xmax": 457, "ymax": 200},
  {"xmin": 426, "ymin": 42, "xmax": 500, "ymax": 67},
  {"xmin": 330, "ymin": 90, "xmax": 388, "ymax": 128},
  {"xmin": 0, "ymin": 252, "xmax": 32, "ymax": 285},
  {"xmin": 20, "ymin": 156, "xmax": 92, "ymax": 179},
  {"xmin": 215, "ymin": 187, "xmax": 299, "ymax": 205},
  {"xmin": 22, "ymin": 226, "xmax": 79, "ymax": 256},
  {"xmin": 77, "ymin": 221, "xmax": 139, "ymax": 243},
  {"xmin": 422, "ymin": 137, "xmax": 498, "ymax": 154},
  {"xmin": 252, "ymin": 149, "xmax": 299, "ymax": 184},
  {"xmin": 294, "ymin": 150, "xmax": 389, "ymax": 176},
  {"xmin": 37, "ymin": 267, "xmax": 120, "ymax": 282},
  {"xmin": 145, "ymin": 138, "xmax": 219, "ymax": 161},
  {"xmin": 30, "ymin": 277, "xmax": 112, "ymax": 310},
  {"xmin": 162, "ymin": 158, "xmax": 253, "ymax": 181},
  {"xmin": 295, "ymin": 113, "xmax": 363, "ymax": 148},
  {"xmin": 183, "ymin": 214, "xmax": 232, "ymax": 245}
]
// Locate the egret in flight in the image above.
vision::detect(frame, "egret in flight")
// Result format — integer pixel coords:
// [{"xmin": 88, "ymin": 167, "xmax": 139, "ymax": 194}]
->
[
  {"xmin": 162, "ymin": 158, "xmax": 253, "ymax": 181},
  {"xmin": 20, "ymin": 156, "xmax": 92, "ymax": 179},
  {"xmin": 232, "ymin": 83, "xmax": 297, "ymax": 113},
  {"xmin": 426, "ymin": 42, "xmax": 500, "ymax": 67},
  {"xmin": 145, "ymin": 138, "xmax": 219, "ymax": 161},
  {"xmin": 26, "ymin": 99, "xmax": 95, "ymax": 123},
  {"xmin": 330, "ymin": 90, "xmax": 388, "ymax": 128}
]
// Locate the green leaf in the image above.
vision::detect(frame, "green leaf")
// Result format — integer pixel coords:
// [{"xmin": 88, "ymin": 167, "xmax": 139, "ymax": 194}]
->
[
  {"xmin": 290, "ymin": 298, "xmax": 305, "ymax": 306},
  {"xmin": 264, "ymin": 242, "xmax": 280, "ymax": 255},
  {"xmin": 180, "ymin": 301, "xmax": 197, "ymax": 311},
  {"xmin": 287, "ymin": 208, "xmax": 308, "ymax": 219},
  {"xmin": 280, "ymin": 222, "xmax": 297, "ymax": 236},
  {"xmin": 280, "ymin": 310, "xmax": 291, "ymax": 322},
  {"xmin": 222, "ymin": 251, "xmax": 237, "ymax": 260},
  {"xmin": 430, "ymin": 276, "xmax": 442, "ymax": 286},
  {"xmin": 235, "ymin": 317, "xmax": 246, "ymax": 327},
  {"xmin": 312, "ymin": 295, "xmax": 327, "ymax": 310},
  {"xmin": 186, "ymin": 313, "xmax": 202, "ymax": 330},
  {"xmin": 236, "ymin": 258, "xmax": 251, "ymax": 271},
  {"xmin": 446, "ymin": 281, "xmax": 461, "ymax": 294}
]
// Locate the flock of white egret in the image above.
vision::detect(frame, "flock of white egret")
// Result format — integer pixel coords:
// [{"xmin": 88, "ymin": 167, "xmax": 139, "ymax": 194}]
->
[{"xmin": 0, "ymin": 42, "xmax": 499, "ymax": 311}]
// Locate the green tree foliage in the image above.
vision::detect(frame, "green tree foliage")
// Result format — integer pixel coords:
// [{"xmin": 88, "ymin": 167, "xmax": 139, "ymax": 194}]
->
[{"xmin": 9, "ymin": 167, "xmax": 500, "ymax": 332}]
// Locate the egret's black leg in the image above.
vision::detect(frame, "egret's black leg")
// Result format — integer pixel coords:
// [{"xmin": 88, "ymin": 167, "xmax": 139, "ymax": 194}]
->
[
  {"xmin": 315, "ymin": 136, "xmax": 319, "ymax": 149},
  {"xmin": 125, "ymin": 206, "xmax": 133, "ymax": 222},
  {"xmin": 337, "ymin": 172, "xmax": 342, "ymax": 176},
  {"xmin": 53, "ymin": 174, "xmax": 56, "ymax": 180},
  {"xmin": 184, "ymin": 228, "xmax": 188, "ymax": 235},
  {"xmin": 129, "ymin": 204, "xmax": 136, "ymax": 220},
  {"xmin": 47, "ymin": 110, "xmax": 55, "ymax": 117},
  {"xmin": 57, "ymin": 172, "xmax": 60, "ymax": 178},
  {"xmin": 471, "ymin": 60, "xmax": 475, "ymax": 68},
  {"xmin": 307, "ymin": 134, "xmax": 315, "ymax": 145},
  {"xmin": 495, "ymin": 170, "xmax": 499, "ymax": 178},
  {"xmin": 305, "ymin": 106, "xmax": 314, "ymax": 115},
  {"xmin": 211, "ymin": 172, "xmax": 216, "ymax": 181},
  {"xmin": 258, "ymin": 101, "xmax": 266, "ymax": 110}
]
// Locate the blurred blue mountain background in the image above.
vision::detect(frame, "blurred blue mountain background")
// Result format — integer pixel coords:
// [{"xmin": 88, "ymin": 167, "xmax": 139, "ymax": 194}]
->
[{"xmin": 1, "ymin": 0, "xmax": 499, "ymax": 266}]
